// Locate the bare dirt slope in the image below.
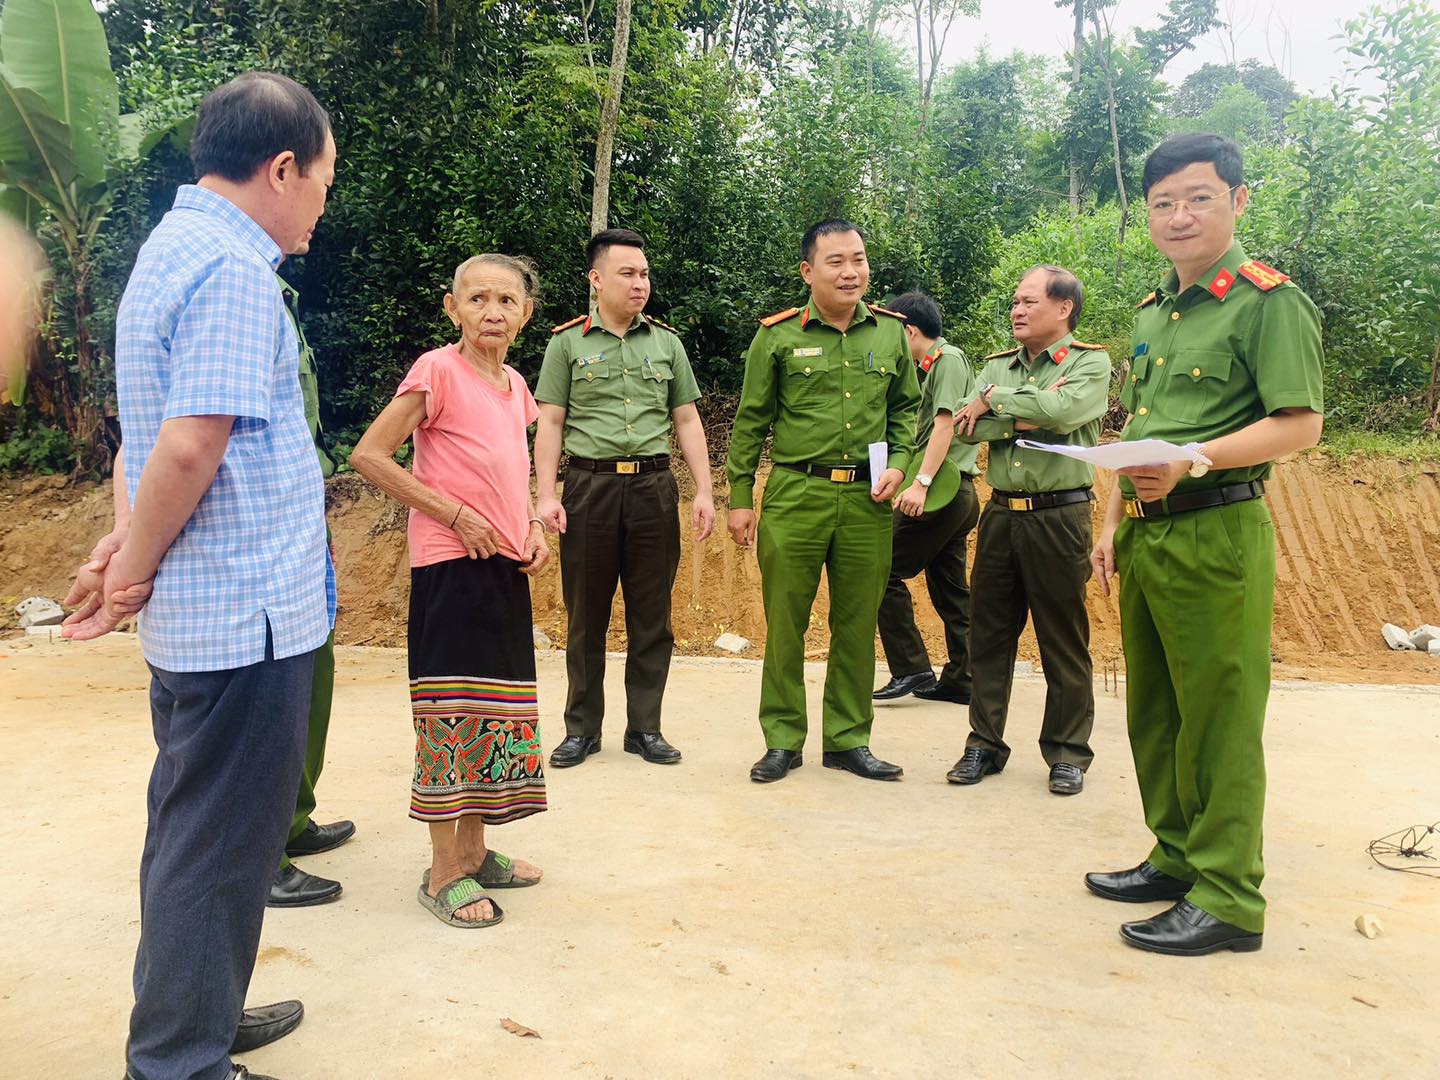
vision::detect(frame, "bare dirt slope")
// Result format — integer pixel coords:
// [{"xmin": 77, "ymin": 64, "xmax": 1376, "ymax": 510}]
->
[{"xmin": 2, "ymin": 451, "xmax": 1439, "ymax": 683}]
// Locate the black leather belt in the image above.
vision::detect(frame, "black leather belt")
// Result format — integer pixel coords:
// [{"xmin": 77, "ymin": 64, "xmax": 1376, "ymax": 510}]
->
[
  {"xmin": 780, "ymin": 461, "xmax": 872, "ymax": 483},
  {"xmin": 568, "ymin": 454, "xmax": 670, "ymax": 475},
  {"xmin": 990, "ymin": 487, "xmax": 1094, "ymax": 512},
  {"xmin": 1124, "ymin": 480, "xmax": 1265, "ymax": 519}
]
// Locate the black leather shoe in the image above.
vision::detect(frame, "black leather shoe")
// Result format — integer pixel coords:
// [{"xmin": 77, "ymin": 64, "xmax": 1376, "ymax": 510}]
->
[
  {"xmin": 822, "ymin": 746, "xmax": 903, "ymax": 781},
  {"xmin": 1084, "ymin": 861, "xmax": 1193, "ymax": 903},
  {"xmin": 873, "ymin": 672, "xmax": 937, "ymax": 701},
  {"xmin": 228, "ymin": 1068, "xmax": 280, "ymax": 1080},
  {"xmin": 549, "ymin": 735, "xmax": 600, "ymax": 768},
  {"xmin": 946, "ymin": 747, "xmax": 1000, "ymax": 784},
  {"xmin": 623, "ymin": 730, "xmax": 682, "ymax": 764},
  {"xmin": 750, "ymin": 749, "xmax": 802, "ymax": 782},
  {"xmin": 284, "ymin": 819, "xmax": 355, "ymax": 858},
  {"xmin": 913, "ymin": 681, "xmax": 971, "ymax": 705},
  {"xmin": 1120, "ymin": 900, "xmax": 1263, "ymax": 956},
  {"xmin": 268, "ymin": 864, "xmax": 342, "ymax": 908},
  {"xmin": 1049, "ymin": 762, "xmax": 1084, "ymax": 795},
  {"xmin": 230, "ymin": 999, "xmax": 304, "ymax": 1053}
]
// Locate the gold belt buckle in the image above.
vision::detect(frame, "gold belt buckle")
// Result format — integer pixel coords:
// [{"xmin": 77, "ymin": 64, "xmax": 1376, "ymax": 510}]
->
[
  {"xmin": 615, "ymin": 461, "xmax": 640, "ymax": 475},
  {"xmin": 1123, "ymin": 499, "xmax": 1145, "ymax": 518},
  {"xmin": 1007, "ymin": 496, "xmax": 1033, "ymax": 512},
  {"xmin": 829, "ymin": 468, "xmax": 855, "ymax": 482}
]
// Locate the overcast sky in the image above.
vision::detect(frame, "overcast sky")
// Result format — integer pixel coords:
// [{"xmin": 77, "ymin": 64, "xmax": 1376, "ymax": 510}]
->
[{"xmin": 885, "ymin": 0, "xmax": 1384, "ymax": 94}]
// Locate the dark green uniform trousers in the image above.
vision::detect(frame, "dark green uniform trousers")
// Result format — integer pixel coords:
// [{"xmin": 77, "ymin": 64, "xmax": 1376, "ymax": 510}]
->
[
  {"xmin": 280, "ymin": 630, "xmax": 335, "ymax": 872},
  {"xmin": 1115, "ymin": 499, "xmax": 1273, "ymax": 933},
  {"xmin": 966, "ymin": 499, "xmax": 1094, "ymax": 770},
  {"xmin": 559, "ymin": 467, "xmax": 681, "ymax": 737},
  {"xmin": 755, "ymin": 467, "xmax": 891, "ymax": 751},
  {"xmin": 877, "ymin": 481, "xmax": 980, "ymax": 692}
]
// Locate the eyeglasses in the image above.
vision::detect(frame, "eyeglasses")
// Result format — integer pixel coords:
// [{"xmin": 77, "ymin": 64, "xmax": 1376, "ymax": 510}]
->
[{"xmin": 1145, "ymin": 186, "xmax": 1238, "ymax": 219}]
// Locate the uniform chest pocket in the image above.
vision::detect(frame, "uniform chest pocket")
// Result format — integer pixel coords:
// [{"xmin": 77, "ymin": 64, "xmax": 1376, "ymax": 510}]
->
[
  {"xmin": 862, "ymin": 362, "xmax": 897, "ymax": 407},
  {"xmin": 571, "ymin": 358, "xmax": 611, "ymax": 384},
  {"xmin": 783, "ymin": 353, "xmax": 832, "ymax": 407},
  {"xmin": 640, "ymin": 358, "xmax": 673, "ymax": 407},
  {"xmin": 1119, "ymin": 353, "xmax": 1150, "ymax": 413},
  {"xmin": 1156, "ymin": 350, "xmax": 1233, "ymax": 425}
]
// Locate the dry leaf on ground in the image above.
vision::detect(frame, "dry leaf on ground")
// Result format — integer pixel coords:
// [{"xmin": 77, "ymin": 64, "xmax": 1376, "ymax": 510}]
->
[{"xmin": 500, "ymin": 1017, "xmax": 541, "ymax": 1038}]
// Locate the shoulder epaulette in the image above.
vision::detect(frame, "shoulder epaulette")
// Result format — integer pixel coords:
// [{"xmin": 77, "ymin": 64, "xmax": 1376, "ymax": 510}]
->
[
  {"xmin": 645, "ymin": 314, "xmax": 680, "ymax": 334},
  {"xmin": 1236, "ymin": 259, "xmax": 1290, "ymax": 291},
  {"xmin": 551, "ymin": 314, "xmax": 586, "ymax": 334},
  {"xmin": 869, "ymin": 304, "xmax": 907, "ymax": 321},
  {"xmin": 1070, "ymin": 340, "xmax": 1107, "ymax": 351},
  {"xmin": 758, "ymin": 307, "xmax": 802, "ymax": 327},
  {"xmin": 982, "ymin": 346, "xmax": 1023, "ymax": 361},
  {"xmin": 1136, "ymin": 291, "xmax": 1158, "ymax": 309}
]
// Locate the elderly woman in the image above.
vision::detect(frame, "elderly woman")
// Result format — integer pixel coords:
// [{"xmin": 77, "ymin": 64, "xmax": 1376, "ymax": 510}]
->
[{"xmin": 352, "ymin": 253, "xmax": 549, "ymax": 927}]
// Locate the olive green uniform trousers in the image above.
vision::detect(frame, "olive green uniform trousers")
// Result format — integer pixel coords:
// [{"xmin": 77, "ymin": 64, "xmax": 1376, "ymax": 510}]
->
[
  {"xmin": 1115, "ymin": 499, "xmax": 1274, "ymax": 933},
  {"xmin": 279, "ymin": 630, "xmax": 335, "ymax": 872},
  {"xmin": 560, "ymin": 467, "xmax": 681, "ymax": 737},
  {"xmin": 756, "ymin": 467, "xmax": 892, "ymax": 751},
  {"xmin": 966, "ymin": 500, "xmax": 1095, "ymax": 770}
]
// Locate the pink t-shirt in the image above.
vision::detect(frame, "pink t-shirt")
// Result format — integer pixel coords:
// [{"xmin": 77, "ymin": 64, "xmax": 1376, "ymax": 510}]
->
[{"xmin": 395, "ymin": 343, "xmax": 539, "ymax": 567}]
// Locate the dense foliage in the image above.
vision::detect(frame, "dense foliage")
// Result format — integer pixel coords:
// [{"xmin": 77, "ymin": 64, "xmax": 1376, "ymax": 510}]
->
[{"xmin": 3, "ymin": 0, "xmax": 1438, "ymax": 473}]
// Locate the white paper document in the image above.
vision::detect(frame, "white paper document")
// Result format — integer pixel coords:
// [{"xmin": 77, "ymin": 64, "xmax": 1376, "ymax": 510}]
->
[
  {"xmin": 1013, "ymin": 438, "xmax": 1210, "ymax": 470},
  {"xmin": 868, "ymin": 442, "xmax": 889, "ymax": 492}
]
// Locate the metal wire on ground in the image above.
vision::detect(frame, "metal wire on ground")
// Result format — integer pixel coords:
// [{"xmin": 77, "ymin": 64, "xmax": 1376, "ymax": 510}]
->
[{"xmin": 1367, "ymin": 821, "xmax": 1440, "ymax": 878}]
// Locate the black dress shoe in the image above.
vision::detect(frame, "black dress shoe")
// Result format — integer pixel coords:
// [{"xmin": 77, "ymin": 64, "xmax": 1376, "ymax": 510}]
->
[
  {"xmin": 1049, "ymin": 762, "xmax": 1084, "ymax": 795},
  {"xmin": 284, "ymin": 819, "xmax": 355, "ymax": 858},
  {"xmin": 913, "ymin": 681, "xmax": 971, "ymax": 704},
  {"xmin": 228, "ymin": 1068, "xmax": 280, "ymax": 1080},
  {"xmin": 873, "ymin": 671, "xmax": 937, "ymax": 701},
  {"xmin": 750, "ymin": 749, "xmax": 802, "ymax": 782},
  {"xmin": 1084, "ymin": 861, "xmax": 1193, "ymax": 903},
  {"xmin": 549, "ymin": 735, "xmax": 600, "ymax": 768},
  {"xmin": 1120, "ymin": 900, "xmax": 1263, "ymax": 956},
  {"xmin": 623, "ymin": 730, "xmax": 682, "ymax": 764},
  {"xmin": 268, "ymin": 864, "xmax": 342, "ymax": 908},
  {"xmin": 822, "ymin": 746, "xmax": 903, "ymax": 781},
  {"xmin": 946, "ymin": 747, "xmax": 1000, "ymax": 784},
  {"xmin": 231, "ymin": 999, "xmax": 304, "ymax": 1053}
]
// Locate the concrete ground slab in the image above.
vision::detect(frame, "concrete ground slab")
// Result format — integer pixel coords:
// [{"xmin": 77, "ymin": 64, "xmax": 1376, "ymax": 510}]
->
[{"xmin": 1, "ymin": 635, "xmax": 1436, "ymax": 1079}]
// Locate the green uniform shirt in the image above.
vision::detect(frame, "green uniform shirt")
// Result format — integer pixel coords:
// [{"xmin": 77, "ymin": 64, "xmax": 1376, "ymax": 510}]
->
[
  {"xmin": 1121, "ymin": 243, "xmax": 1325, "ymax": 496},
  {"xmin": 279, "ymin": 276, "xmax": 334, "ymax": 477},
  {"xmin": 917, "ymin": 336, "xmax": 981, "ymax": 477},
  {"xmin": 536, "ymin": 307, "xmax": 701, "ymax": 459},
  {"xmin": 957, "ymin": 332, "xmax": 1110, "ymax": 493},
  {"xmin": 726, "ymin": 297, "xmax": 921, "ymax": 511}
]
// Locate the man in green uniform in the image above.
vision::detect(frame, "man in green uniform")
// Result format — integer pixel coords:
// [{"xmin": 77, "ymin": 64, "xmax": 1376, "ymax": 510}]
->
[
  {"xmin": 726, "ymin": 219, "xmax": 920, "ymax": 783},
  {"xmin": 535, "ymin": 228, "xmax": 715, "ymax": 768},
  {"xmin": 1087, "ymin": 134, "xmax": 1323, "ymax": 955},
  {"xmin": 945, "ymin": 266, "xmax": 1110, "ymax": 796},
  {"xmin": 267, "ymin": 264, "xmax": 355, "ymax": 912},
  {"xmin": 871, "ymin": 291, "xmax": 981, "ymax": 705}
]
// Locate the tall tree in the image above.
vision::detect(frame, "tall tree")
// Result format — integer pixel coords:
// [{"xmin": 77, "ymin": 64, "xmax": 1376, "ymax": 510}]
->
[{"xmin": 590, "ymin": 0, "xmax": 635, "ymax": 236}]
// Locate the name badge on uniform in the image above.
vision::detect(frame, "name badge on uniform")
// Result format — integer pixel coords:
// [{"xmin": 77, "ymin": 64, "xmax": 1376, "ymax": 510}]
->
[
  {"xmin": 791, "ymin": 347, "xmax": 823, "ymax": 357},
  {"xmin": 575, "ymin": 354, "xmax": 603, "ymax": 368}
]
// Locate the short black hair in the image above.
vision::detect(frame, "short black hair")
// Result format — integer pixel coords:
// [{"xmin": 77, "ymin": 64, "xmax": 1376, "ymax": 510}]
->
[
  {"xmin": 1142, "ymin": 133, "xmax": 1244, "ymax": 198},
  {"xmin": 586, "ymin": 228, "xmax": 646, "ymax": 271},
  {"xmin": 886, "ymin": 291, "xmax": 942, "ymax": 338},
  {"xmin": 191, "ymin": 72, "xmax": 331, "ymax": 183},
  {"xmin": 1020, "ymin": 265, "xmax": 1084, "ymax": 331},
  {"xmin": 801, "ymin": 218, "xmax": 864, "ymax": 263}
]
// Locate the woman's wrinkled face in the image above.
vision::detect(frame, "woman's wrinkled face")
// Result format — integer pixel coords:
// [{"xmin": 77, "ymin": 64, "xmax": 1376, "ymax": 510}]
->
[{"xmin": 444, "ymin": 263, "xmax": 534, "ymax": 353}]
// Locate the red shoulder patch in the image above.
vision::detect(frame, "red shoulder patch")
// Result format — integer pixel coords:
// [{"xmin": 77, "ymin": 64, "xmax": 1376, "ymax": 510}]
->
[
  {"xmin": 758, "ymin": 307, "xmax": 802, "ymax": 327},
  {"xmin": 1236, "ymin": 260, "xmax": 1290, "ymax": 291},
  {"xmin": 551, "ymin": 314, "xmax": 586, "ymax": 334},
  {"xmin": 1136, "ymin": 291, "xmax": 1158, "ymax": 309},
  {"xmin": 869, "ymin": 304, "xmax": 908, "ymax": 321}
]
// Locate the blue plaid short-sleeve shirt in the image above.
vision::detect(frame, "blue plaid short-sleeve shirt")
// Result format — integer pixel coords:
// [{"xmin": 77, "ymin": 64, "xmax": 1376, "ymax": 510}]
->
[{"xmin": 116, "ymin": 185, "xmax": 334, "ymax": 672}]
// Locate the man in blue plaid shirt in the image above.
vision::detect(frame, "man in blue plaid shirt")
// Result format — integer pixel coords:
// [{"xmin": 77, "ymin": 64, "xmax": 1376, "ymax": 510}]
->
[{"xmin": 64, "ymin": 73, "xmax": 336, "ymax": 1080}]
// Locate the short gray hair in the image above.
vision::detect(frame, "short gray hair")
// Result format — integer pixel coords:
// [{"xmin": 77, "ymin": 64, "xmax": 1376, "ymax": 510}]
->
[
  {"xmin": 451, "ymin": 253, "xmax": 541, "ymax": 302},
  {"xmin": 1020, "ymin": 264, "xmax": 1084, "ymax": 331}
]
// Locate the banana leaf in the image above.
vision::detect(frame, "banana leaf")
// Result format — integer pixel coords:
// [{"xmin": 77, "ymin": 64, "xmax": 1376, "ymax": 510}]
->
[{"xmin": 0, "ymin": 69, "xmax": 77, "ymax": 195}]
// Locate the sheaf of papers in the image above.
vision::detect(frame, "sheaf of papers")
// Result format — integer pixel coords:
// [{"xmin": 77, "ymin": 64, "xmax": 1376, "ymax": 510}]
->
[
  {"xmin": 868, "ymin": 442, "xmax": 889, "ymax": 492},
  {"xmin": 1013, "ymin": 438, "xmax": 1209, "ymax": 469}
]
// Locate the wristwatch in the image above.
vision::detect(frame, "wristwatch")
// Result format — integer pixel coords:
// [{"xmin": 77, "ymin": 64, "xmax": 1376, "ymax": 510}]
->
[{"xmin": 917, "ymin": 473, "xmax": 933, "ymax": 488}]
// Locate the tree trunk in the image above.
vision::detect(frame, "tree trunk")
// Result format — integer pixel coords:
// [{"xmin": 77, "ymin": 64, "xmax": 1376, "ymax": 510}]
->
[
  {"xmin": 1090, "ymin": 9, "xmax": 1129, "ymax": 281},
  {"xmin": 1068, "ymin": 0, "xmax": 1084, "ymax": 215},
  {"xmin": 1425, "ymin": 336, "xmax": 1440, "ymax": 434},
  {"xmin": 590, "ymin": 0, "xmax": 634, "ymax": 236}
]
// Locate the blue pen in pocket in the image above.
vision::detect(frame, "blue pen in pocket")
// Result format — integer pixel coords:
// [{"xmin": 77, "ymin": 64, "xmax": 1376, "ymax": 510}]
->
[{"xmin": 866, "ymin": 351, "xmax": 875, "ymax": 371}]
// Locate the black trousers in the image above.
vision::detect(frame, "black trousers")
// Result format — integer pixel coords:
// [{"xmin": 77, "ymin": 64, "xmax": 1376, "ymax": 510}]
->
[
  {"xmin": 877, "ymin": 481, "xmax": 980, "ymax": 690},
  {"xmin": 127, "ymin": 630, "xmax": 315, "ymax": 1080},
  {"xmin": 965, "ymin": 499, "xmax": 1095, "ymax": 770},
  {"xmin": 559, "ymin": 467, "xmax": 681, "ymax": 737}
]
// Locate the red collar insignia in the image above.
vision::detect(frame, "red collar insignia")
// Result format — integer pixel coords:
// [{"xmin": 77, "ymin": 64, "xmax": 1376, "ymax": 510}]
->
[
  {"xmin": 1052, "ymin": 346, "xmax": 1069, "ymax": 364},
  {"xmin": 1208, "ymin": 267, "xmax": 1236, "ymax": 299},
  {"xmin": 801, "ymin": 307, "xmax": 811, "ymax": 328},
  {"xmin": 920, "ymin": 351, "xmax": 937, "ymax": 373}
]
